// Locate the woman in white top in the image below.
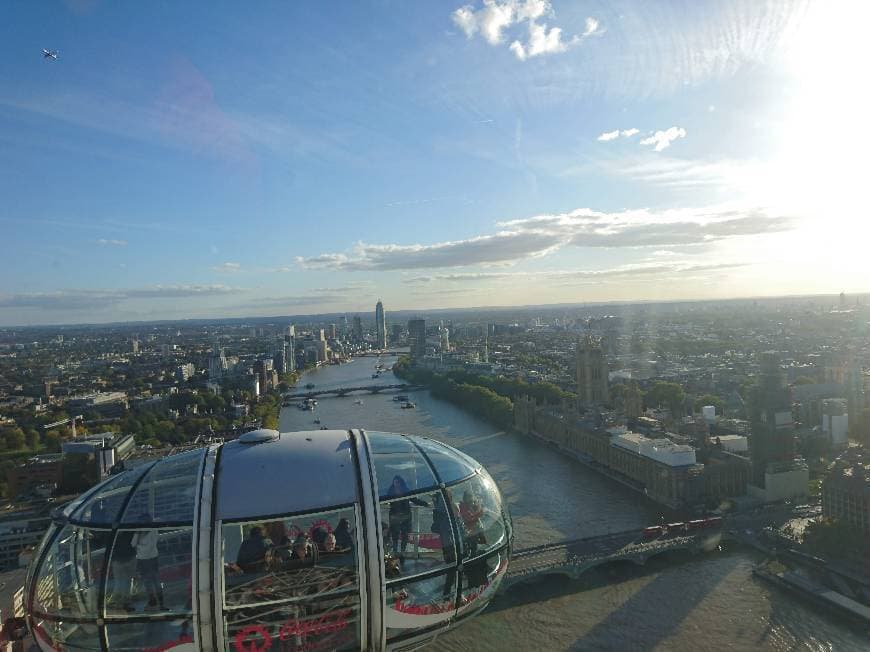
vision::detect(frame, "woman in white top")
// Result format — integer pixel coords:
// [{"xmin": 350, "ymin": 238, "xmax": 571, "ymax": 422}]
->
[{"xmin": 131, "ymin": 516, "xmax": 165, "ymax": 611}]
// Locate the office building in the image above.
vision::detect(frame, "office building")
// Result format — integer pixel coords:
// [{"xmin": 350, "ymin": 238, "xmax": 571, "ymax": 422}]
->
[
  {"xmin": 821, "ymin": 398, "xmax": 849, "ymax": 450},
  {"xmin": 576, "ymin": 336, "xmax": 608, "ymax": 408},
  {"xmin": 440, "ymin": 322, "xmax": 450, "ymax": 352},
  {"xmin": 352, "ymin": 316, "xmax": 363, "ymax": 342},
  {"xmin": 176, "ymin": 363, "xmax": 196, "ymax": 382},
  {"xmin": 822, "ymin": 447, "xmax": 869, "ymax": 534},
  {"xmin": 408, "ymin": 319, "xmax": 426, "ymax": 363},
  {"xmin": 208, "ymin": 338, "xmax": 228, "ymax": 379},
  {"xmin": 391, "ymin": 323, "xmax": 402, "ymax": 344},
  {"xmin": 375, "ymin": 300, "xmax": 387, "ymax": 349}
]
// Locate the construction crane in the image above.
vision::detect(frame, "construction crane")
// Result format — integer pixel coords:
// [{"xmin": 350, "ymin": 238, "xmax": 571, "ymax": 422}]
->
[{"xmin": 42, "ymin": 415, "xmax": 84, "ymax": 439}]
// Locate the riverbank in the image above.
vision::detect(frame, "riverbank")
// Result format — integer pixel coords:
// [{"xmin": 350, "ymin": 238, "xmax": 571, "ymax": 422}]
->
[
  {"xmin": 280, "ymin": 360, "xmax": 868, "ymax": 651},
  {"xmin": 753, "ymin": 562, "xmax": 870, "ymax": 629},
  {"xmin": 393, "ymin": 359, "xmax": 513, "ymax": 428}
]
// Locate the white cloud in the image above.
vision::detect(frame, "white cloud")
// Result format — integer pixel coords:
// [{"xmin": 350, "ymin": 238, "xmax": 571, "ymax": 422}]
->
[
  {"xmin": 452, "ymin": 6, "xmax": 479, "ymax": 38},
  {"xmin": 640, "ymin": 126, "xmax": 687, "ymax": 151},
  {"xmin": 96, "ymin": 238, "xmax": 128, "ymax": 246},
  {"xmin": 297, "ymin": 204, "xmax": 792, "ymax": 271},
  {"xmin": 452, "ymin": 1, "xmax": 599, "ymax": 61},
  {"xmin": 0, "ymin": 285, "xmax": 240, "ymax": 311},
  {"xmin": 402, "ymin": 261, "xmax": 749, "ymax": 285},
  {"xmin": 597, "ymin": 128, "xmax": 639, "ymax": 142},
  {"xmin": 212, "ymin": 261, "xmax": 242, "ymax": 273},
  {"xmin": 512, "ymin": 21, "xmax": 567, "ymax": 60},
  {"xmin": 583, "ymin": 17, "xmax": 601, "ymax": 37},
  {"xmin": 452, "ymin": 0, "xmax": 517, "ymax": 45}
]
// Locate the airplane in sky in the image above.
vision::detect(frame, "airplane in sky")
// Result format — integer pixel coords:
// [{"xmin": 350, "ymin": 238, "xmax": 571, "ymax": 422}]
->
[{"xmin": 42, "ymin": 49, "xmax": 58, "ymax": 60}]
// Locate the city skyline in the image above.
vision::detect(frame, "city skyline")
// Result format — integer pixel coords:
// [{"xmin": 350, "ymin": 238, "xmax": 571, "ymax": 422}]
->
[{"xmin": 2, "ymin": 1, "xmax": 868, "ymax": 326}]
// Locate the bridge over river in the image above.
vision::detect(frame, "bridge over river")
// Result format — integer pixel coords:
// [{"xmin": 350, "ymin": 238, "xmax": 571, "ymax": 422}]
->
[
  {"xmin": 501, "ymin": 526, "xmax": 722, "ymax": 591},
  {"xmin": 283, "ymin": 383, "xmax": 426, "ymax": 400}
]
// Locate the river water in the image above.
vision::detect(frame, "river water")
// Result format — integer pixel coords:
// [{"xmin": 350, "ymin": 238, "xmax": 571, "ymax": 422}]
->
[{"xmin": 279, "ymin": 357, "xmax": 866, "ymax": 651}]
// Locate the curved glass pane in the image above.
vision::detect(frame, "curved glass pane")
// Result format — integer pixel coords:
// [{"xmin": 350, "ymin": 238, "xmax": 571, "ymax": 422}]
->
[
  {"xmin": 32, "ymin": 525, "xmax": 110, "ymax": 619},
  {"xmin": 409, "ymin": 437, "xmax": 479, "ymax": 484},
  {"xmin": 25, "ymin": 524, "xmax": 58, "ymax": 607},
  {"xmin": 72, "ymin": 464, "xmax": 152, "ymax": 525},
  {"xmin": 385, "ymin": 571, "xmax": 457, "ymax": 641},
  {"xmin": 32, "ymin": 617, "xmax": 101, "ymax": 651},
  {"xmin": 380, "ymin": 490, "xmax": 456, "ymax": 579},
  {"xmin": 224, "ymin": 593, "xmax": 359, "ymax": 652},
  {"xmin": 458, "ymin": 548, "xmax": 509, "ymax": 615},
  {"xmin": 106, "ymin": 619, "xmax": 194, "ymax": 651},
  {"xmin": 222, "ymin": 506, "xmax": 357, "ymax": 608},
  {"xmin": 367, "ymin": 432, "xmax": 437, "ymax": 500},
  {"xmin": 449, "ymin": 473, "xmax": 507, "ymax": 561},
  {"xmin": 105, "ymin": 528, "xmax": 192, "ymax": 616},
  {"xmin": 121, "ymin": 448, "xmax": 204, "ymax": 524}
]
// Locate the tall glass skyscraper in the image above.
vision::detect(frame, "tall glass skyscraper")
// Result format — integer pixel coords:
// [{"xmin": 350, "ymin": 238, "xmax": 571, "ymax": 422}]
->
[{"xmin": 375, "ymin": 299, "xmax": 387, "ymax": 349}]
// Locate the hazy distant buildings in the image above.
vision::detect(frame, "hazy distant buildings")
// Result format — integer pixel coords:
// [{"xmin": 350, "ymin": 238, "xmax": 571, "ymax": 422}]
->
[
  {"xmin": 176, "ymin": 363, "xmax": 196, "ymax": 382},
  {"xmin": 439, "ymin": 322, "xmax": 450, "ymax": 352},
  {"xmin": 391, "ymin": 323, "xmax": 402, "ymax": 345},
  {"xmin": 273, "ymin": 339, "xmax": 288, "ymax": 374},
  {"xmin": 208, "ymin": 338, "xmax": 228, "ymax": 379},
  {"xmin": 375, "ymin": 300, "xmax": 387, "ymax": 349},
  {"xmin": 352, "ymin": 316, "xmax": 363, "ymax": 343},
  {"xmin": 821, "ymin": 398, "xmax": 849, "ymax": 450},
  {"xmin": 408, "ymin": 319, "xmax": 426, "ymax": 363},
  {"xmin": 577, "ymin": 336, "xmax": 608, "ymax": 408}
]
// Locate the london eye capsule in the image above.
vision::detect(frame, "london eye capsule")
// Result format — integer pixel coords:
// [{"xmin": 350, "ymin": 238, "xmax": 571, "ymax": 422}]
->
[{"xmin": 22, "ymin": 429, "xmax": 512, "ymax": 651}]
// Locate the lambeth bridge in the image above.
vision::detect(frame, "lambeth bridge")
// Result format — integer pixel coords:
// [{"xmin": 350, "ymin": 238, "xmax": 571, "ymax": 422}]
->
[
  {"xmin": 501, "ymin": 526, "xmax": 722, "ymax": 591},
  {"xmin": 283, "ymin": 383, "xmax": 426, "ymax": 400}
]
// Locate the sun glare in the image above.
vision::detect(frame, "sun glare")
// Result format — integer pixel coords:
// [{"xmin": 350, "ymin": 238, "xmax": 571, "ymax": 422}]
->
[{"xmin": 750, "ymin": 0, "xmax": 870, "ymax": 286}]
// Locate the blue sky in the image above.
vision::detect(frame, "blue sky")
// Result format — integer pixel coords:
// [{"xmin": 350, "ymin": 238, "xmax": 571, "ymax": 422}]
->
[{"xmin": 1, "ymin": 0, "xmax": 866, "ymax": 325}]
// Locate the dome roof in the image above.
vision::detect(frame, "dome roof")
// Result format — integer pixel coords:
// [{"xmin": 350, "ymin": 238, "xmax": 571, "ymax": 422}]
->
[{"xmin": 25, "ymin": 430, "xmax": 512, "ymax": 651}]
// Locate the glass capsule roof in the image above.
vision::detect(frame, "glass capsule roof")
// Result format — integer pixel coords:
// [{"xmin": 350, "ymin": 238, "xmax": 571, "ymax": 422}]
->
[{"xmin": 27, "ymin": 430, "xmax": 510, "ymax": 652}]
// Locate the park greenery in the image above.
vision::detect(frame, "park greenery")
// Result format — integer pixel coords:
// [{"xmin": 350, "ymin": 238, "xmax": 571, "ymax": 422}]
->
[{"xmin": 393, "ymin": 358, "xmax": 523, "ymax": 428}]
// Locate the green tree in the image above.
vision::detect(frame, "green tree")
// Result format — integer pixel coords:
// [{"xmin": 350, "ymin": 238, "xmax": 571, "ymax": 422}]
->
[
  {"xmin": 693, "ymin": 394, "xmax": 725, "ymax": 415},
  {"xmin": 44, "ymin": 430, "xmax": 61, "ymax": 452},
  {"xmin": 646, "ymin": 381, "xmax": 686, "ymax": 418},
  {"xmin": 25, "ymin": 429, "xmax": 40, "ymax": 450},
  {"xmin": 2, "ymin": 427, "xmax": 26, "ymax": 451}
]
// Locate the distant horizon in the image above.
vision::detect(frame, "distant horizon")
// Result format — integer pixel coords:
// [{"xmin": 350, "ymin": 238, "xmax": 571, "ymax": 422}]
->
[
  {"xmin": 4, "ymin": 2, "xmax": 867, "ymax": 327},
  {"xmin": 2, "ymin": 289, "xmax": 865, "ymax": 331}
]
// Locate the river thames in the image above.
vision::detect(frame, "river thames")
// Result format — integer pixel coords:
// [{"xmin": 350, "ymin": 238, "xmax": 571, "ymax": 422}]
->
[{"xmin": 279, "ymin": 356, "xmax": 866, "ymax": 651}]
